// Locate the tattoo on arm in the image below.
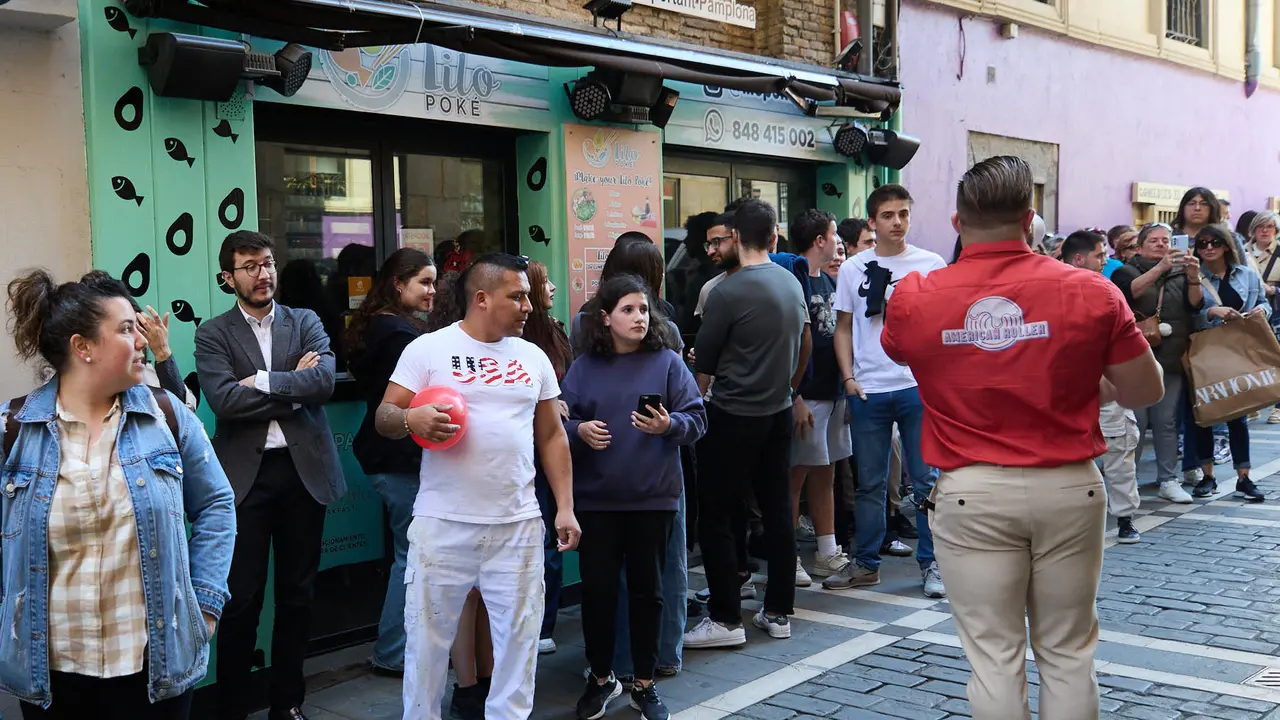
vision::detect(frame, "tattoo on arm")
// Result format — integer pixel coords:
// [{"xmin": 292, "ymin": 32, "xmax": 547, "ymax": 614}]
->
[{"xmin": 375, "ymin": 402, "xmax": 410, "ymax": 439}]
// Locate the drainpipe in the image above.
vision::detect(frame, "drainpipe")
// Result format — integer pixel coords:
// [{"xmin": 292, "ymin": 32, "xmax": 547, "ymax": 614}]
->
[
  {"xmin": 1245, "ymin": 0, "xmax": 1261, "ymax": 98},
  {"xmin": 885, "ymin": 0, "xmax": 899, "ymax": 81},
  {"xmin": 833, "ymin": 0, "xmax": 842, "ymax": 61},
  {"xmin": 857, "ymin": 0, "xmax": 874, "ymax": 76}
]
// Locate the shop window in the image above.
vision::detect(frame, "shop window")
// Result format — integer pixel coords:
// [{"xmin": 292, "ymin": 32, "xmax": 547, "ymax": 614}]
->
[
  {"xmin": 739, "ymin": 179, "xmax": 792, "ymax": 241},
  {"xmin": 1166, "ymin": 0, "xmax": 1206, "ymax": 47},
  {"xmin": 255, "ymin": 143, "xmax": 375, "ymax": 377},
  {"xmin": 394, "ymin": 154, "xmax": 505, "ymax": 276}
]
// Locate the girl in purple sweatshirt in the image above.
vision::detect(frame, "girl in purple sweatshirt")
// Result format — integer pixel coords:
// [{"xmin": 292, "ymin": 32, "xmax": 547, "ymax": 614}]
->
[{"xmin": 561, "ymin": 274, "xmax": 706, "ymax": 720}]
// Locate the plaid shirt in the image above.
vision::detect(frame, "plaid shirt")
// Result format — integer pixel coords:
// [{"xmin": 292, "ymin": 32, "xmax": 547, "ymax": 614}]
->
[{"xmin": 48, "ymin": 399, "xmax": 148, "ymax": 677}]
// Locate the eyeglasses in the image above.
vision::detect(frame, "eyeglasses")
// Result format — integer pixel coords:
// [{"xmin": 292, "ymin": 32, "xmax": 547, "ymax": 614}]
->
[
  {"xmin": 704, "ymin": 235, "xmax": 733, "ymax": 251},
  {"xmin": 1195, "ymin": 238, "xmax": 1226, "ymax": 250},
  {"xmin": 231, "ymin": 259, "xmax": 277, "ymax": 277}
]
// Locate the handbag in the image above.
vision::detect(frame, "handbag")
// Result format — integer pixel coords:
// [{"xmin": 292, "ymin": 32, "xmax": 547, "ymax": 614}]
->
[
  {"xmin": 1181, "ymin": 279, "xmax": 1280, "ymax": 426},
  {"xmin": 1134, "ymin": 284, "xmax": 1165, "ymax": 348}
]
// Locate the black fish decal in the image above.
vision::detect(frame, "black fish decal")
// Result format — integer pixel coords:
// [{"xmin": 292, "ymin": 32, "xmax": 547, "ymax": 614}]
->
[
  {"xmin": 216, "ymin": 272, "xmax": 234, "ymax": 295},
  {"xmin": 112, "ymin": 176, "xmax": 144, "ymax": 206},
  {"xmin": 528, "ymin": 225, "xmax": 549, "ymax": 246},
  {"xmin": 113, "ymin": 86, "xmax": 143, "ymax": 132},
  {"xmin": 526, "ymin": 157, "xmax": 547, "ymax": 192},
  {"xmin": 183, "ymin": 372, "xmax": 201, "ymax": 408},
  {"xmin": 165, "ymin": 212, "xmax": 193, "ymax": 256},
  {"xmin": 872, "ymin": 176, "xmax": 882, "ymax": 189},
  {"xmin": 218, "ymin": 188, "xmax": 244, "ymax": 230},
  {"xmin": 122, "ymin": 253, "xmax": 150, "ymax": 297},
  {"xmin": 104, "ymin": 7, "xmax": 136, "ymax": 38},
  {"xmin": 822, "ymin": 183, "xmax": 843, "ymax": 199},
  {"xmin": 171, "ymin": 299, "xmax": 202, "ymax": 327},
  {"xmin": 164, "ymin": 138, "xmax": 195, "ymax": 167},
  {"xmin": 213, "ymin": 119, "xmax": 239, "ymax": 143}
]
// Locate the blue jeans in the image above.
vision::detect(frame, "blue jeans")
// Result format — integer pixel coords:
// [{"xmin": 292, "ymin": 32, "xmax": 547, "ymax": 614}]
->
[
  {"xmin": 851, "ymin": 388, "xmax": 938, "ymax": 572},
  {"xmin": 536, "ymin": 474, "xmax": 563, "ymax": 640},
  {"xmin": 368, "ymin": 472, "xmax": 420, "ymax": 671},
  {"xmin": 612, "ymin": 491, "xmax": 687, "ymax": 675}
]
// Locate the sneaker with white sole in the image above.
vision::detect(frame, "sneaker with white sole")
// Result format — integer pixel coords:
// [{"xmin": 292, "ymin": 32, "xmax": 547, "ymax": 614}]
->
[
  {"xmin": 821, "ymin": 563, "xmax": 880, "ymax": 590},
  {"xmin": 1183, "ymin": 468, "xmax": 1202, "ymax": 485},
  {"xmin": 811, "ymin": 548, "xmax": 852, "ymax": 577},
  {"xmin": 796, "ymin": 514, "xmax": 816, "ymax": 541},
  {"xmin": 1214, "ymin": 437, "xmax": 1231, "ymax": 465},
  {"xmin": 1116, "ymin": 516, "xmax": 1141, "ymax": 544},
  {"xmin": 922, "ymin": 562, "xmax": 946, "ymax": 598},
  {"xmin": 752, "ymin": 611, "xmax": 791, "ymax": 639},
  {"xmin": 694, "ymin": 580, "xmax": 756, "ymax": 603},
  {"xmin": 682, "ymin": 617, "xmax": 746, "ymax": 649},
  {"xmin": 576, "ymin": 674, "xmax": 623, "ymax": 720},
  {"xmin": 538, "ymin": 638, "xmax": 556, "ymax": 655},
  {"xmin": 881, "ymin": 539, "xmax": 913, "ymax": 557},
  {"xmin": 1269, "ymin": 408, "xmax": 1280, "ymax": 424},
  {"xmin": 794, "ymin": 556, "xmax": 812, "ymax": 587},
  {"xmin": 1159, "ymin": 480, "xmax": 1193, "ymax": 504}
]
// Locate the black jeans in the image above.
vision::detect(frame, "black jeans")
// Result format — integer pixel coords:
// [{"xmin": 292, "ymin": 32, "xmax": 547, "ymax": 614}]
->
[
  {"xmin": 21, "ymin": 666, "xmax": 192, "ymax": 719},
  {"xmin": 216, "ymin": 450, "xmax": 327, "ymax": 719},
  {"xmin": 697, "ymin": 405, "xmax": 796, "ymax": 624},
  {"xmin": 578, "ymin": 510, "xmax": 675, "ymax": 682},
  {"xmin": 1195, "ymin": 416, "xmax": 1251, "ymax": 471}
]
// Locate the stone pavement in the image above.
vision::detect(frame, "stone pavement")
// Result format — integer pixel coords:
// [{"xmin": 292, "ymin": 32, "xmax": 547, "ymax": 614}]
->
[{"xmin": 4, "ymin": 426, "xmax": 1280, "ymax": 720}]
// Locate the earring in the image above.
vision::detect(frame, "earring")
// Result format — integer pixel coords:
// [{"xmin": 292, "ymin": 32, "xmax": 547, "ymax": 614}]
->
[{"xmin": 83, "ymin": 357, "xmax": 92, "ymax": 363}]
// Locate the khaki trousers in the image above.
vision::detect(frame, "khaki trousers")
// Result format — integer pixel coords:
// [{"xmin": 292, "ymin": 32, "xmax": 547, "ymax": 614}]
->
[{"xmin": 931, "ymin": 462, "xmax": 1105, "ymax": 720}]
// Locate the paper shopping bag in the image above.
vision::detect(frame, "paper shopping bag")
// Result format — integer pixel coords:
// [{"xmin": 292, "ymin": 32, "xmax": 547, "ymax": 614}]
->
[{"xmin": 1182, "ymin": 312, "xmax": 1280, "ymax": 427}]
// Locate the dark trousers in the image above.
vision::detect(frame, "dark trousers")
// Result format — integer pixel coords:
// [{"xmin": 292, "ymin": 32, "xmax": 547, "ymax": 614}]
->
[
  {"xmin": 1195, "ymin": 416, "xmax": 1251, "ymax": 470},
  {"xmin": 535, "ymin": 471, "xmax": 563, "ymax": 640},
  {"xmin": 21, "ymin": 666, "xmax": 193, "ymax": 720},
  {"xmin": 216, "ymin": 450, "xmax": 327, "ymax": 719},
  {"xmin": 578, "ymin": 510, "xmax": 675, "ymax": 682},
  {"xmin": 697, "ymin": 405, "xmax": 796, "ymax": 624}
]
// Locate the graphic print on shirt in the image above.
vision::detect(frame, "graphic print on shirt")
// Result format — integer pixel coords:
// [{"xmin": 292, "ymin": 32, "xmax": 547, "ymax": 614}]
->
[
  {"xmin": 810, "ymin": 288, "xmax": 837, "ymax": 337},
  {"xmin": 450, "ymin": 355, "xmax": 535, "ymax": 387},
  {"xmin": 858, "ymin": 261, "xmax": 896, "ymax": 317},
  {"xmin": 942, "ymin": 296, "xmax": 1050, "ymax": 352}
]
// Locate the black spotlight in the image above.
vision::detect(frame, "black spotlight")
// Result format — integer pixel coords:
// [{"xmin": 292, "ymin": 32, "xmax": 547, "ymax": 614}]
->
[
  {"xmin": 833, "ymin": 122, "xmax": 869, "ymax": 157},
  {"xmin": 567, "ymin": 73, "xmax": 612, "ymax": 121},
  {"xmin": 138, "ymin": 33, "xmax": 312, "ymax": 101},
  {"xmin": 584, "ymin": 0, "xmax": 632, "ymax": 29},
  {"xmin": 650, "ymin": 86, "xmax": 681, "ymax": 129},
  {"xmin": 866, "ymin": 129, "xmax": 922, "ymax": 170}
]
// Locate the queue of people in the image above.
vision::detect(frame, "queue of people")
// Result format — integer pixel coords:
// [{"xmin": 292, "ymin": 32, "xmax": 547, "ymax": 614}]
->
[{"xmin": 2, "ymin": 166, "xmax": 1275, "ymax": 720}]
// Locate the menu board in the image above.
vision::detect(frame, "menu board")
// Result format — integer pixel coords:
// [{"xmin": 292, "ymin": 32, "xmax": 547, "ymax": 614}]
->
[{"xmin": 563, "ymin": 124, "xmax": 662, "ymax": 313}]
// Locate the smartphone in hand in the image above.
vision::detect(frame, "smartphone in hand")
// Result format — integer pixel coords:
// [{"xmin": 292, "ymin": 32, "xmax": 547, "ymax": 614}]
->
[
  {"xmin": 636, "ymin": 394, "xmax": 663, "ymax": 418},
  {"xmin": 1171, "ymin": 234, "xmax": 1190, "ymax": 253}
]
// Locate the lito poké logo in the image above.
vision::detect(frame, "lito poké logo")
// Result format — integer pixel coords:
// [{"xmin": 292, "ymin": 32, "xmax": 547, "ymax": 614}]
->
[
  {"xmin": 942, "ymin": 296, "xmax": 1049, "ymax": 352},
  {"xmin": 581, "ymin": 129, "xmax": 641, "ymax": 169},
  {"xmin": 320, "ymin": 46, "xmax": 413, "ymax": 111}
]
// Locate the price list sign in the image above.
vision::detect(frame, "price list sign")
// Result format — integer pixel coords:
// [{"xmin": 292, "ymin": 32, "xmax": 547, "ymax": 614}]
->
[{"xmin": 563, "ymin": 124, "xmax": 661, "ymax": 312}]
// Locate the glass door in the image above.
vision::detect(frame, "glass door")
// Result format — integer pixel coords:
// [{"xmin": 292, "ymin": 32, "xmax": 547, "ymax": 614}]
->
[{"xmin": 394, "ymin": 154, "xmax": 507, "ymax": 275}]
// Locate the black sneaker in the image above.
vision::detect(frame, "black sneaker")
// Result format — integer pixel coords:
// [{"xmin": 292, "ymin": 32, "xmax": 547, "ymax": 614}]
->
[
  {"xmin": 1236, "ymin": 476, "xmax": 1266, "ymax": 503},
  {"xmin": 576, "ymin": 674, "xmax": 623, "ymax": 720},
  {"xmin": 1116, "ymin": 517, "xmax": 1140, "ymax": 544},
  {"xmin": 630, "ymin": 683, "xmax": 670, "ymax": 720},
  {"xmin": 1192, "ymin": 475, "xmax": 1217, "ymax": 498},
  {"xmin": 450, "ymin": 682, "xmax": 484, "ymax": 720}
]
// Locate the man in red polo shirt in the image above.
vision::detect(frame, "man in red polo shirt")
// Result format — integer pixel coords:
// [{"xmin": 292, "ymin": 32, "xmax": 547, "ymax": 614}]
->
[{"xmin": 881, "ymin": 156, "xmax": 1163, "ymax": 720}]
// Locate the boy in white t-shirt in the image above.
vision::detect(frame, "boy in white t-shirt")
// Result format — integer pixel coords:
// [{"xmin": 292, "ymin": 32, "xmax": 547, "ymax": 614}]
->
[
  {"xmin": 375, "ymin": 254, "xmax": 579, "ymax": 720},
  {"xmin": 825, "ymin": 185, "xmax": 948, "ymax": 600}
]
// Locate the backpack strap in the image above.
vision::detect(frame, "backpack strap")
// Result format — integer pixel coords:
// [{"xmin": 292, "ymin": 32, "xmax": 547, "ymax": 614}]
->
[
  {"xmin": 149, "ymin": 386, "xmax": 180, "ymax": 447},
  {"xmin": 3, "ymin": 395, "xmax": 29, "ymax": 463}
]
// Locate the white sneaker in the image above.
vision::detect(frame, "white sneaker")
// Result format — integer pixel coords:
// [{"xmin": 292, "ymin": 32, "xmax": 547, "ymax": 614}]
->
[
  {"xmin": 1269, "ymin": 408, "xmax": 1280, "ymax": 424},
  {"xmin": 794, "ymin": 557, "xmax": 812, "ymax": 587},
  {"xmin": 1183, "ymin": 468, "xmax": 1202, "ymax": 485},
  {"xmin": 538, "ymin": 638, "xmax": 556, "ymax": 655},
  {"xmin": 694, "ymin": 580, "xmax": 757, "ymax": 602},
  {"xmin": 1159, "ymin": 480, "xmax": 1193, "ymax": 504},
  {"xmin": 752, "ymin": 610, "xmax": 791, "ymax": 639},
  {"xmin": 922, "ymin": 562, "xmax": 946, "ymax": 599},
  {"xmin": 796, "ymin": 514, "xmax": 816, "ymax": 540},
  {"xmin": 682, "ymin": 617, "xmax": 746, "ymax": 649},
  {"xmin": 811, "ymin": 548, "xmax": 852, "ymax": 577}
]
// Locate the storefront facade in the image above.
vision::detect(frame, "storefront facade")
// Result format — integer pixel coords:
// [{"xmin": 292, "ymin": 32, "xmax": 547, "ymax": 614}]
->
[{"xmin": 76, "ymin": 0, "xmax": 900, "ymax": 683}]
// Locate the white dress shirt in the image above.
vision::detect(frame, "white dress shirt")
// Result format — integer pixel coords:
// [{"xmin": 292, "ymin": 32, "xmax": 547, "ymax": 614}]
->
[{"xmin": 239, "ymin": 303, "xmax": 289, "ymax": 450}]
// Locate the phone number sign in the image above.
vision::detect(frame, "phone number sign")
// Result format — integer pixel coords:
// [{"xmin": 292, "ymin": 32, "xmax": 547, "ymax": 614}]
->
[{"xmin": 666, "ymin": 99, "xmax": 842, "ymax": 162}]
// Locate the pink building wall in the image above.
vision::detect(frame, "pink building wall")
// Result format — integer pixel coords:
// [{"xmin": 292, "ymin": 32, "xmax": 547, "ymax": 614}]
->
[{"xmin": 898, "ymin": 0, "xmax": 1280, "ymax": 257}]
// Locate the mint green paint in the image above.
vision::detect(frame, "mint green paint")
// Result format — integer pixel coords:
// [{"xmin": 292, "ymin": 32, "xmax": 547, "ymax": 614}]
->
[{"xmin": 517, "ymin": 132, "xmax": 569, "ymax": 322}]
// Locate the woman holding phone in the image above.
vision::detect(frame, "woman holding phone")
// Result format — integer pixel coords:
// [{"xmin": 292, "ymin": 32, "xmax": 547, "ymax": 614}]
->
[{"xmin": 561, "ymin": 275, "xmax": 706, "ymax": 720}]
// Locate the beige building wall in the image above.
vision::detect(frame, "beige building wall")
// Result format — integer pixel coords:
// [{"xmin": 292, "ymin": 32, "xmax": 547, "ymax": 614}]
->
[
  {"xmin": 924, "ymin": 0, "xmax": 1280, "ymax": 90},
  {"xmin": 0, "ymin": 1, "xmax": 91, "ymax": 397}
]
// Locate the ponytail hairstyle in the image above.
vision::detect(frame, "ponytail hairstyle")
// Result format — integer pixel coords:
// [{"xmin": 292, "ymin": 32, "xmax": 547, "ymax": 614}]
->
[{"xmin": 7, "ymin": 269, "xmax": 133, "ymax": 373}]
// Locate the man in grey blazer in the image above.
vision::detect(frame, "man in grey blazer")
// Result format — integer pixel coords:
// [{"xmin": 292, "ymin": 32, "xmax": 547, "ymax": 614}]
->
[{"xmin": 195, "ymin": 230, "xmax": 345, "ymax": 720}]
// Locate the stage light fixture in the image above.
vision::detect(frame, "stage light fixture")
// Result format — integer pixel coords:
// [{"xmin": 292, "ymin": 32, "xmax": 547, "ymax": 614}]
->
[
  {"xmin": 138, "ymin": 32, "xmax": 312, "ymax": 101},
  {"xmin": 866, "ymin": 129, "xmax": 921, "ymax": 170},
  {"xmin": 567, "ymin": 74, "xmax": 612, "ymax": 121},
  {"xmin": 566, "ymin": 69, "xmax": 680, "ymax": 128},
  {"xmin": 584, "ymin": 0, "xmax": 633, "ymax": 29},
  {"xmin": 833, "ymin": 122, "xmax": 870, "ymax": 157}
]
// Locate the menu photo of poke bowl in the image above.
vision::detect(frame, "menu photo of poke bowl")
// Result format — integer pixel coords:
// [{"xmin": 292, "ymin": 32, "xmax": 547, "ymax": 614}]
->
[{"xmin": 572, "ymin": 188, "xmax": 598, "ymax": 222}]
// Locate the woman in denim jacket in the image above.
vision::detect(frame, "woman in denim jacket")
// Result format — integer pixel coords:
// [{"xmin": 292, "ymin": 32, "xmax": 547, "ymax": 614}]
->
[
  {"xmin": 1, "ymin": 270, "xmax": 235, "ymax": 718},
  {"xmin": 1192, "ymin": 225, "xmax": 1269, "ymax": 502}
]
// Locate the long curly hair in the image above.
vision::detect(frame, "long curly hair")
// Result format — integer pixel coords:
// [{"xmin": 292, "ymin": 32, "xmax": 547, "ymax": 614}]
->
[
  {"xmin": 343, "ymin": 248, "xmax": 432, "ymax": 365},
  {"xmin": 580, "ymin": 274, "xmax": 678, "ymax": 357},
  {"xmin": 522, "ymin": 260, "xmax": 573, "ymax": 379},
  {"xmin": 426, "ymin": 271, "xmax": 466, "ymax": 332}
]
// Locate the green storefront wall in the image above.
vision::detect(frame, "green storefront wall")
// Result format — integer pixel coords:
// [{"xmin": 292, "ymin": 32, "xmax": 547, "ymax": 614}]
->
[{"xmin": 79, "ymin": 0, "xmax": 896, "ymax": 681}]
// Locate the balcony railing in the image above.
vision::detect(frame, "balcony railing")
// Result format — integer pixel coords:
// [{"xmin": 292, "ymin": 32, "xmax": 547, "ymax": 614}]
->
[{"xmin": 1166, "ymin": 0, "xmax": 1204, "ymax": 48}]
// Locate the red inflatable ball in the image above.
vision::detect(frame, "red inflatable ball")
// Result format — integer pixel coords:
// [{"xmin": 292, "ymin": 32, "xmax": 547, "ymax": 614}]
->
[{"xmin": 408, "ymin": 386, "xmax": 468, "ymax": 451}]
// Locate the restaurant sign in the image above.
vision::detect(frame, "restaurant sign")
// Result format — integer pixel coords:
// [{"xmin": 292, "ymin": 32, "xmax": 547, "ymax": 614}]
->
[
  {"xmin": 633, "ymin": 0, "xmax": 757, "ymax": 28},
  {"xmin": 664, "ymin": 82, "xmax": 844, "ymax": 163}
]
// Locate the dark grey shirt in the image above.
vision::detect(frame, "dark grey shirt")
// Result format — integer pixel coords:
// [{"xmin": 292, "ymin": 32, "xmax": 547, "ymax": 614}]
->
[{"xmin": 695, "ymin": 262, "xmax": 807, "ymax": 417}]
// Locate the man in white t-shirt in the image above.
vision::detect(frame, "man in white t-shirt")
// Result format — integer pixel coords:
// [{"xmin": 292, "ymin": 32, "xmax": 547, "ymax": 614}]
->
[
  {"xmin": 824, "ymin": 184, "xmax": 948, "ymax": 599},
  {"xmin": 375, "ymin": 253, "xmax": 579, "ymax": 720}
]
